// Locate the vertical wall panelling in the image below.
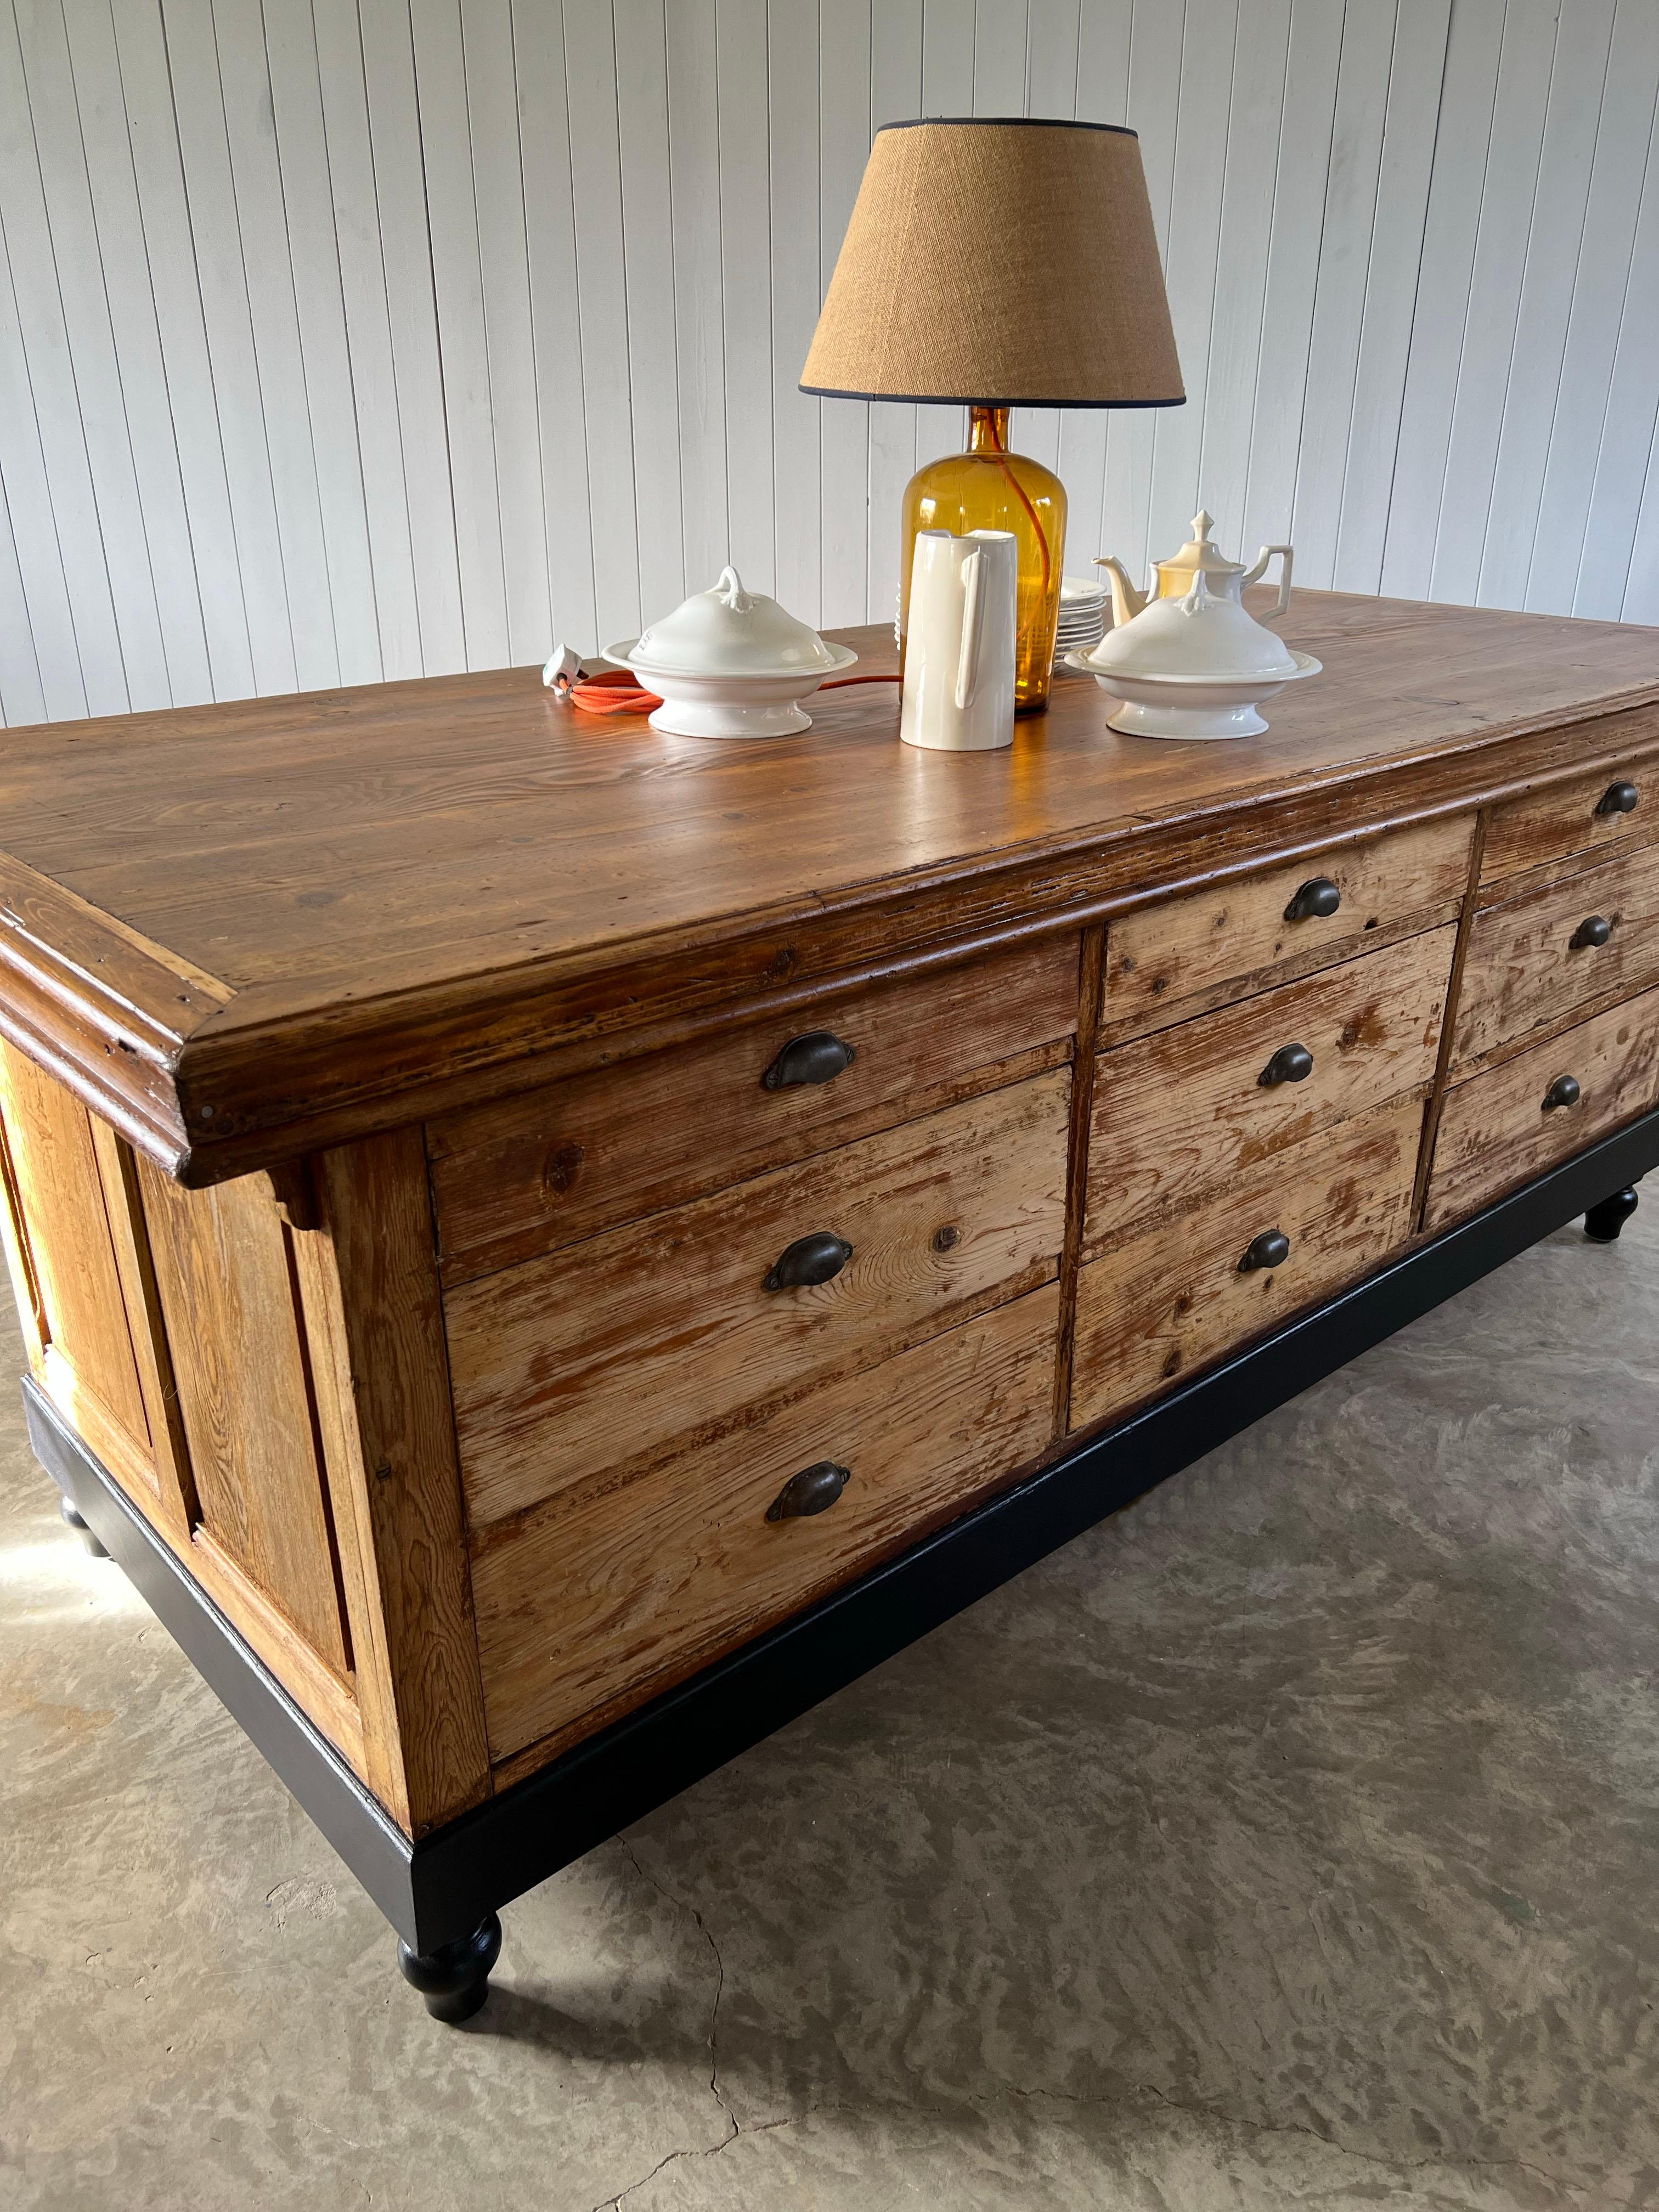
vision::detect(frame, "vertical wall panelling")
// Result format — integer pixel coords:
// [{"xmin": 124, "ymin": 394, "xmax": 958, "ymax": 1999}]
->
[
  {"xmin": 512, "ymin": 0, "xmax": 597, "ymax": 657},
  {"xmin": 210, "ymin": 0, "xmax": 342, "ymax": 690},
  {"xmin": 310, "ymin": 0, "xmax": 425, "ymax": 679},
  {"xmin": 1327, "ymin": 0, "xmax": 1452, "ymax": 595},
  {"xmin": 262, "ymin": 0, "xmax": 386, "ymax": 687},
  {"xmin": 867, "ymin": 0, "xmax": 921, "ymax": 633},
  {"xmin": 54, "ymin": 0, "xmax": 213, "ymax": 705},
  {"xmin": 666, "ymin": 0, "xmax": 730, "ymax": 599},
  {"xmin": 1144, "ymin": 0, "xmax": 1236, "ymax": 569},
  {"xmin": 6, "ymin": 0, "xmax": 1659, "ymax": 725},
  {"xmin": 1477, "ymin": 0, "xmax": 1617, "ymax": 612},
  {"xmin": 359, "ymin": 0, "xmax": 467, "ymax": 674},
  {"xmin": 818, "ymin": 0, "xmax": 870, "ymax": 629},
  {"xmin": 1527, "ymin": 1, "xmax": 1659, "ymax": 617},
  {"xmin": 1060, "ymin": 0, "xmax": 1130, "ymax": 574},
  {"xmin": 768, "ymin": 0, "xmax": 820, "ymax": 622},
  {"xmin": 408, "ymin": 0, "xmax": 509, "ymax": 668},
  {"xmin": 1237, "ymin": 0, "xmax": 1344, "ymax": 567},
  {"xmin": 0, "ymin": 1, "xmax": 132, "ymax": 714},
  {"xmin": 614, "ymin": 0, "xmax": 686, "ymax": 630},
  {"xmin": 562, "ymin": 0, "xmax": 641, "ymax": 651},
  {"xmin": 458, "ymin": 0, "xmax": 551, "ymax": 668}
]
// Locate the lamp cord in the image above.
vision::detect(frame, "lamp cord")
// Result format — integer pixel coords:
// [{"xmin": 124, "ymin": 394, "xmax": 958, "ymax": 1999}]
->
[{"xmin": 978, "ymin": 410, "xmax": 1053, "ymax": 607}]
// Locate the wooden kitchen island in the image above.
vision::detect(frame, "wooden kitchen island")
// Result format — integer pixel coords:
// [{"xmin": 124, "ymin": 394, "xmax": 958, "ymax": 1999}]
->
[{"xmin": 3, "ymin": 592, "xmax": 1658, "ymax": 2022}]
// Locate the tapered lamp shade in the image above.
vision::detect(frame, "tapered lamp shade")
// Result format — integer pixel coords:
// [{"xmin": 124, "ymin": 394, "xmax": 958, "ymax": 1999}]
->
[{"xmin": 800, "ymin": 119, "xmax": 1184, "ymax": 408}]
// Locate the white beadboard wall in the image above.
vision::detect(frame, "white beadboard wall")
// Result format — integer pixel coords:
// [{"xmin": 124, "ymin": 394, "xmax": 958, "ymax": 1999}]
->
[{"xmin": 1, "ymin": 0, "xmax": 1657, "ymax": 728}]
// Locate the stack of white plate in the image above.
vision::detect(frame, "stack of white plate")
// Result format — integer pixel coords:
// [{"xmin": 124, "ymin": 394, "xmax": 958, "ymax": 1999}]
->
[{"xmin": 1053, "ymin": 574, "xmax": 1109, "ymax": 663}]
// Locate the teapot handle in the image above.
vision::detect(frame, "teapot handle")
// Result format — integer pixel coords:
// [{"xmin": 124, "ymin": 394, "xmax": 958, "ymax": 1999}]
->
[
  {"xmin": 1241, "ymin": 544, "xmax": 1294, "ymax": 620},
  {"xmin": 956, "ymin": 548, "xmax": 985, "ymax": 710}
]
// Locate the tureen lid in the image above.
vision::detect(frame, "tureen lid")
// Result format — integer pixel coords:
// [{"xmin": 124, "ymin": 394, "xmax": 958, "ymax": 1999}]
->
[
  {"xmin": 1082, "ymin": 565, "xmax": 1300, "ymax": 682},
  {"xmin": 628, "ymin": 567, "xmax": 838, "ymax": 676},
  {"xmin": 1155, "ymin": 509, "xmax": 1248, "ymax": 584}
]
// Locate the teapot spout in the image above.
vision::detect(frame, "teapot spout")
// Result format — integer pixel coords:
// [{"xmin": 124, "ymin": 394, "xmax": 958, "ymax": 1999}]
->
[{"xmin": 1094, "ymin": 555, "xmax": 1146, "ymax": 629}]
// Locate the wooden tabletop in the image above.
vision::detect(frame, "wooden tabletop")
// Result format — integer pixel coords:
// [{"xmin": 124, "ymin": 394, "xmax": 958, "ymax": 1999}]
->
[{"xmin": 2, "ymin": 590, "xmax": 1656, "ymax": 1184}]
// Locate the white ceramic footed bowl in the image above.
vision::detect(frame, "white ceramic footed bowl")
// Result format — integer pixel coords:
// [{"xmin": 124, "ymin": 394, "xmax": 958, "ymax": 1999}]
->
[
  {"xmin": 1065, "ymin": 648, "xmax": 1322, "ymax": 740},
  {"xmin": 606, "ymin": 639, "xmax": 857, "ymax": 738}
]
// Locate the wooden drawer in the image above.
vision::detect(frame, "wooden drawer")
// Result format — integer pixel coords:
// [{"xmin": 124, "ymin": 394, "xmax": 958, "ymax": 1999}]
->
[
  {"xmin": 1425, "ymin": 985, "xmax": 1659, "ymax": 1232},
  {"xmin": 427, "ymin": 934, "xmax": 1080, "ymax": 1282},
  {"xmin": 446, "ymin": 1067, "xmax": 1071, "ymax": 1531},
  {"xmin": 1086, "ymin": 927, "xmax": 1454, "ymax": 1248},
  {"xmin": 1482, "ymin": 749, "xmax": 1659, "ymax": 884},
  {"xmin": 473, "ymin": 1284, "xmax": 1060, "ymax": 1766},
  {"xmin": 1101, "ymin": 816, "xmax": 1472, "ymax": 1042},
  {"xmin": 1071, "ymin": 1098, "xmax": 1420, "ymax": 1435},
  {"xmin": 1452, "ymin": 838, "xmax": 1659, "ymax": 1073}
]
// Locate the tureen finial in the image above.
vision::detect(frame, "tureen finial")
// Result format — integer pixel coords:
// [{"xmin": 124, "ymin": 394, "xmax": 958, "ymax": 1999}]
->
[{"xmin": 1192, "ymin": 509, "xmax": 1214, "ymax": 541}]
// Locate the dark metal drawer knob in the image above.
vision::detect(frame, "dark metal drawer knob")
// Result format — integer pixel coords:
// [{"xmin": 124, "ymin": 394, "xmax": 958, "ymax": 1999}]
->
[
  {"xmin": 764, "ymin": 1230, "xmax": 853, "ymax": 1291},
  {"xmin": 1596, "ymin": 781, "xmax": 1639, "ymax": 817},
  {"xmin": 1259, "ymin": 1042, "xmax": 1314, "ymax": 1087},
  {"xmin": 762, "ymin": 1031, "xmax": 856, "ymax": 1090},
  {"xmin": 1284, "ymin": 877, "xmax": 1341, "ymax": 923},
  {"xmin": 765, "ymin": 1460, "xmax": 850, "ymax": 1522},
  {"xmin": 1542, "ymin": 1074, "xmax": 1581, "ymax": 1112},
  {"xmin": 1239, "ymin": 1228, "xmax": 1291, "ymax": 1273},
  {"xmin": 1570, "ymin": 914, "xmax": 1613, "ymax": 950}
]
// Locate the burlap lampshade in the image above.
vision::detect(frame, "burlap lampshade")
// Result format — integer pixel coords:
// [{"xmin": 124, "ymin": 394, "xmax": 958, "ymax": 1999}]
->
[{"xmin": 800, "ymin": 118, "xmax": 1184, "ymax": 408}]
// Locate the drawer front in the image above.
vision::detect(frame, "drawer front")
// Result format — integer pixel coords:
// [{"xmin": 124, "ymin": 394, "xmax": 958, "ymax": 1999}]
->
[
  {"xmin": 428, "ymin": 933, "xmax": 1080, "ymax": 1282},
  {"xmin": 447, "ymin": 1067, "xmax": 1071, "ymax": 1530},
  {"xmin": 473, "ymin": 1284, "xmax": 1060, "ymax": 1765},
  {"xmin": 1086, "ymin": 927, "xmax": 1454, "ymax": 1248},
  {"xmin": 1425, "ymin": 985, "xmax": 1659, "ymax": 1232},
  {"xmin": 1482, "ymin": 748, "xmax": 1659, "ymax": 884},
  {"xmin": 1101, "ymin": 816, "xmax": 1472, "ymax": 1041},
  {"xmin": 1072, "ymin": 1098, "xmax": 1420, "ymax": 1435},
  {"xmin": 1453, "ymin": 838, "xmax": 1659, "ymax": 1073}
]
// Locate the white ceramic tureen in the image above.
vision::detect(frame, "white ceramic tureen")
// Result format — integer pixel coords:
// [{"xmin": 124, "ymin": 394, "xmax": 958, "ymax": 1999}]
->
[
  {"xmin": 607, "ymin": 567, "xmax": 857, "ymax": 739},
  {"xmin": 1066, "ymin": 510, "xmax": 1321, "ymax": 739}
]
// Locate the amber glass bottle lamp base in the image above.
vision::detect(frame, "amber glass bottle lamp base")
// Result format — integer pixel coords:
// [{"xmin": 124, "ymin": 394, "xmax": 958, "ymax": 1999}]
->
[{"xmin": 900, "ymin": 406, "xmax": 1068, "ymax": 716}]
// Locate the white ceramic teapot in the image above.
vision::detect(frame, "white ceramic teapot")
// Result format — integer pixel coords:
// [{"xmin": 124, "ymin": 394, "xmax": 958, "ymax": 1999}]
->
[{"xmin": 1069, "ymin": 510, "xmax": 1321, "ymax": 740}]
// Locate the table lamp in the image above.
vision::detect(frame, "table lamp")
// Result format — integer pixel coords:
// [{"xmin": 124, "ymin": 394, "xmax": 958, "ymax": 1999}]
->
[{"xmin": 802, "ymin": 118, "xmax": 1184, "ymax": 714}]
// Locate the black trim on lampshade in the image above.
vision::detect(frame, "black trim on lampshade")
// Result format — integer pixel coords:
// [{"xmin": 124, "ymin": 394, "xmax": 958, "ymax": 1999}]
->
[
  {"xmin": 798, "ymin": 386, "xmax": 1189, "ymax": 405},
  {"xmin": 876, "ymin": 116, "xmax": 1140, "ymax": 137}
]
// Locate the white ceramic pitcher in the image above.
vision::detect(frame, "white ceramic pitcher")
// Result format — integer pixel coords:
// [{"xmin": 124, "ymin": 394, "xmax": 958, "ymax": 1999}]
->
[{"xmin": 900, "ymin": 529, "xmax": 1017, "ymax": 752}]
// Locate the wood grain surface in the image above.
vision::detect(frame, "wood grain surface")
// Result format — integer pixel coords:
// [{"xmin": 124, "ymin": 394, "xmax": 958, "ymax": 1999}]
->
[
  {"xmin": 1099, "ymin": 815, "xmax": 1472, "ymax": 1042},
  {"xmin": 1, "ymin": 592, "xmax": 1656, "ymax": 1182},
  {"xmin": 1071, "ymin": 1098, "xmax": 1421, "ymax": 1433},
  {"xmin": 1453, "ymin": 837, "xmax": 1659, "ymax": 1072},
  {"xmin": 447, "ymin": 1068, "xmax": 1071, "ymax": 1532},
  {"xmin": 1085, "ymin": 927, "xmax": 1454, "ymax": 1249},
  {"xmin": 0, "ymin": 1040, "xmax": 150, "ymax": 1447},
  {"xmin": 427, "ymin": 933, "xmax": 1079, "ymax": 1283},
  {"xmin": 1424, "ymin": 984, "xmax": 1659, "ymax": 1231},
  {"xmin": 1481, "ymin": 753, "xmax": 1659, "ymax": 883},
  {"xmin": 472, "ymin": 1285, "xmax": 1060, "ymax": 1767},
  {"xmin": 296, "ymin": 1128, "xmax": 492, "ymax": 1835},
  {"xmin": 137, "ymin": 1157, "xmax": 351, "ymax": 1675}
]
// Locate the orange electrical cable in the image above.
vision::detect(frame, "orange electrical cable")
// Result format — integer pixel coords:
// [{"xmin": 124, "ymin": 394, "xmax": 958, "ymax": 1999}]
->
[
  {"xmin": 980, "ymin": 411, "xmax": 1053, "ymax": 606},
  {"xmin": 568, "ymin": 669, "xmax": 901, "ymax": 717}
]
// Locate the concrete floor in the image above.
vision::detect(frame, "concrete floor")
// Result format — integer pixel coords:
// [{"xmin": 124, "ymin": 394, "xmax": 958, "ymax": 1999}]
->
[{"xmin": 3, "ymin": 1209, "xmax": 1658, "ymax": 2212}]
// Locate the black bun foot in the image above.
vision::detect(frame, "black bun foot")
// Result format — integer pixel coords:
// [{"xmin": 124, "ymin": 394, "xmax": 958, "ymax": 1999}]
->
[
  {"xmin": 397, "ymin": 1911, "xmax": 502, "ymax": 2023},
  {"xmin": 1584, "ymin": 1187, "xmax": 1639, "ymax": 1243},
  {"xmin": 60, "ymin": 1494, "xmax": 109, "ymax": 1557}
]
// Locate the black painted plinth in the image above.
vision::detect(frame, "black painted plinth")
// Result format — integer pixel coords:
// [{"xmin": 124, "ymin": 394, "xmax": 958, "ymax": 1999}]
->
[
  {"xmin": 1584, "ymin": 1186, "xmax": 1640, "ymax": 1243},
  {"xmin": 397, "ymin": 1911, "xmax": 502, "ymax": 2023},
  {"xmin": 24, "ymin": 1100, "xmax": 1659, "ymax": 2009}
]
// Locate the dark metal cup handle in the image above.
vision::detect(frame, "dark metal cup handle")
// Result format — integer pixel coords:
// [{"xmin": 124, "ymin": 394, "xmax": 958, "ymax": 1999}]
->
[
  {"xmin": 765, "ymin": 1460, "xmax": 850, "ymax": 1522},
  {"xmin": 1239, "ymin": 1228, "xmax": 1291, "ymax": 1272},
  {"xmin": 1596, "ymin": 781, "xmax": 1639, "ymax": 817},
  {"xmin": 1259, "ymin": 1042, "xmax": 1314, "ymax": 1087},
  {"xmin": 1542, "ymin": 1074, "xmax": 1581, "ymax": 1112},
  {"xmin": 764, "ymin": 1231, "xmax": 853, "ymax": 1291},
  {"xmin": 1570, "ymin": 915, "xmax": 1613, "ymax": 950},
  {"xmin": 1284, "ymin": 877, "xmax": 1341, "ymax": 923},
  {"xmin": 763, "ymin": 1031, "xmax": 857, "ymax": 1090}
]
